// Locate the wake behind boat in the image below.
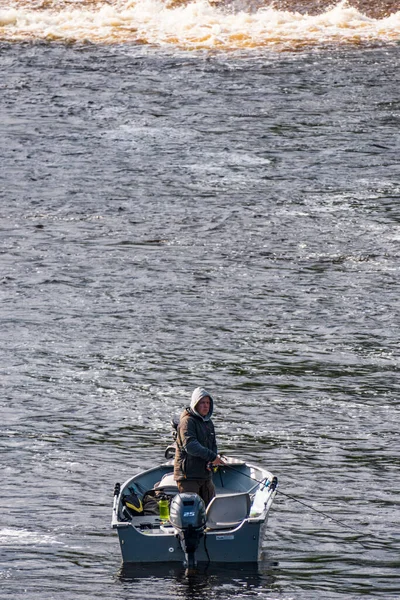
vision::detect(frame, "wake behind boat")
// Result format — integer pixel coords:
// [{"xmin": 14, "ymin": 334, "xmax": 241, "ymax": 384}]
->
[{"xmin": 111, "ymin": 436, "xmax": 278, "ymax": 567}]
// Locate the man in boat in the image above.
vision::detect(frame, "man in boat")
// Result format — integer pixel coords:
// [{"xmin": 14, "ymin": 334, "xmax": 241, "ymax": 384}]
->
[{"xmin": 173, "ymin": 387, "xmax": 226, "ymax": 506}]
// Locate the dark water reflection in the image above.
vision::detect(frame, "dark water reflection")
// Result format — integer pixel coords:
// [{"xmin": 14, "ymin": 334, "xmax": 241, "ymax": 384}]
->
[{"xmin": 118, "ymin": 561, "xmax": 277, "ymax": 599}]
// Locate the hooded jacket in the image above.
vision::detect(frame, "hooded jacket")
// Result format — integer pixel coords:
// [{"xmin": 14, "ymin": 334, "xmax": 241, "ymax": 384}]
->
[{"xmin": 173, "ymin": 387, "xmax": 218, "ymax": 482}]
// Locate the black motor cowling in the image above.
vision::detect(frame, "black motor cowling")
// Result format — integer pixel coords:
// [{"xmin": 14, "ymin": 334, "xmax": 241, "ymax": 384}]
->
[{"xmin": 169, "ymin": 493, "xmax": 206, "ymax": 568}]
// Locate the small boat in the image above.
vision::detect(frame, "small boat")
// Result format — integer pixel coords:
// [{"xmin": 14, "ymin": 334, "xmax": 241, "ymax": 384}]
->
[{"xmin": 111, "ymin": 428, "xmax": 278, "ymax": 568}]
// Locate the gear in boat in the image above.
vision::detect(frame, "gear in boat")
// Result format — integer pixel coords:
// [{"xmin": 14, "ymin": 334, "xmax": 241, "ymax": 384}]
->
[{"xmin": 111, "ymin": 423, "xmax": 278, "ymax": 568}]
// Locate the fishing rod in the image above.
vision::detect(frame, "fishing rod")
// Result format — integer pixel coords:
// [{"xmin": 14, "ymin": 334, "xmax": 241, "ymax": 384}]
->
[{"xmin": 220, "ymin": 462, "xmax": 387, "ymax": 548}]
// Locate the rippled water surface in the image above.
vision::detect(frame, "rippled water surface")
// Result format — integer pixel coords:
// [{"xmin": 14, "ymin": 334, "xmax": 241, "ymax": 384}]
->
[{"xmin": 1, "ymin": 27, "xmax": 400, "ymax": 600}]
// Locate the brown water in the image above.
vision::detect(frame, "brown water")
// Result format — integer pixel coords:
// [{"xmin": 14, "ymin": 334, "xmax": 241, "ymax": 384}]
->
[{"xmin": 0, "ymin": 0, "xmax": 399, "ymax": 48}]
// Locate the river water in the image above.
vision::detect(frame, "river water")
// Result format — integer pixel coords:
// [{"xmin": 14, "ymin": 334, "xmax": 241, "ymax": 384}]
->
[{"xmin": 1, "ymin": 1, "xmax": 400, "ymax": 598}]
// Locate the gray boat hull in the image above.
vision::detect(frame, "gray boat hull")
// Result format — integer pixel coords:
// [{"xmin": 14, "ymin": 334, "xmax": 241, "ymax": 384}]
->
[
  {"xmin": 116, "ymin": 514, "xmax": 268, "ymax": 563},
  {"xmin": 112, "ymin": 458, "xmax": 277, "ymax": 565}
]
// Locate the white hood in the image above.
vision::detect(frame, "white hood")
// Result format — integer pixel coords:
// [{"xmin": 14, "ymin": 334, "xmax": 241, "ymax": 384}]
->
[{"xmin": 189, "ymin": 387, "xmax": 214, "ymax": 421}]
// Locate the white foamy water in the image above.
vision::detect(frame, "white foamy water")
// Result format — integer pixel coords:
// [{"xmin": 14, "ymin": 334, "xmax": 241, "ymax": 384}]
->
[
  {"xmin": 0, "ymin": 528, "xmax": 63, "ymax": 546},
  {"xmin": 0, "ymin": 0, "xmax": 399, "ymax": 48}
]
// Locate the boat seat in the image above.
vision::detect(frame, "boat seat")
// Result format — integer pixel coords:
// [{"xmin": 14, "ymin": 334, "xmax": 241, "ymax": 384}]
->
[
  {"xmin": 154, "ymin": 473, "xmax": 178, "ymax": 494},
  {"xmin": 206, "ymin": 492, "xmax": 251, "ymax": 530}
]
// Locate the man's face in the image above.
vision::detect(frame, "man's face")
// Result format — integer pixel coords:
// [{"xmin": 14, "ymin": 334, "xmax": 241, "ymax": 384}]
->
[{"xmin": 196, "ymin": 396, "xmax": 210, "ymax": 416}]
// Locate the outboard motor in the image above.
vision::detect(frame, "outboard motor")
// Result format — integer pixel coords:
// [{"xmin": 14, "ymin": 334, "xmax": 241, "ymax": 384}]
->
[{"xmin": 169, "ymin": 493, "xmax": 206, "ymax": 569}]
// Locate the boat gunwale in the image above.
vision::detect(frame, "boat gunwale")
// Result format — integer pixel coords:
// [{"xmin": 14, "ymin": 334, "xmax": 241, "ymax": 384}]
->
[{"xmin": 112, "ymin": 458, "xmax": 277, "ymax": 530}]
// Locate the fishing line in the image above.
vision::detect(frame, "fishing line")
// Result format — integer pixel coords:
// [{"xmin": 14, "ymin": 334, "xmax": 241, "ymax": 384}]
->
[
  {"xmin": 221, "ymin": 463, "xmax": 388, "ymax": 549},
  {"xmin": 277, "ymin": 490, "xmax": 394, "ymax": 550},
  {"xmin": 278, "ymin": 490, "xmax": 367, "ymax": 538}
]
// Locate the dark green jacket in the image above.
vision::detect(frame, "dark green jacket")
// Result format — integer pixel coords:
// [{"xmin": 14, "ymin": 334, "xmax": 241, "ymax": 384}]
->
[{"xmin": 173, "ymin": 408, "xmax": 218, "ymax": 481}]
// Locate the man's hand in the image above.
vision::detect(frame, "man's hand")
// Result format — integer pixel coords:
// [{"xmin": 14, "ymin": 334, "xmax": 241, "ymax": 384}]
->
[
  {"xmin": 207, "ymin": 455, "xmax": 226, "ymax": 471},
  {"xmin": 211, "ymin": 455, "xmax": 226, "ymax": 466}
]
